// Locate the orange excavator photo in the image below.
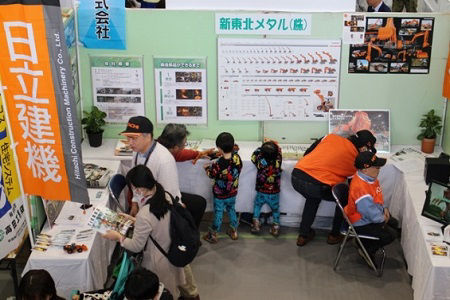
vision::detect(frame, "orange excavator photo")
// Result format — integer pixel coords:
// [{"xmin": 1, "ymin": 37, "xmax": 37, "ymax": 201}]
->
[
  {"xmin": 397, "ymin": 50, "xmax": 407, "ymax": 62},
  {"xmin": 366, "ymin": 18, "xmax": 404, "ymax": 50},
  {"xmin": 366, "ymin": 40, "xmax": 383, "ymax": 62},
  {"xmin": 406, "ymin": 30, "xmax": 430, "ymax": 48}
]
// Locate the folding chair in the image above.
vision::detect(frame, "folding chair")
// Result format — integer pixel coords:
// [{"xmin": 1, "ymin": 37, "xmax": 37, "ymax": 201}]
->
[
  {"xmin": 108, "ymin": 173, "xmax": 128, "ymax": 213},
  {"xmin": 332, "ymin": 183, "xmax": 383, "ymax": 276}
]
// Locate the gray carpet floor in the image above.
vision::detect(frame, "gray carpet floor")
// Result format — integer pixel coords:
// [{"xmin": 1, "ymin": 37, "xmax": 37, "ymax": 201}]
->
[
  {"xmin": 0, "ymin": 222, "xmax": 413, "ymax": 300},
  {"xmin": 193, "ymin": 222, "xmax": 413, "ymax": 300}
]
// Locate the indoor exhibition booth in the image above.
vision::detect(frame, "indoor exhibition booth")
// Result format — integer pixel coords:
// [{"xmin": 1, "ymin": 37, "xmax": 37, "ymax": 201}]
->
[{"xmin": 0, "ymin": 4, "xmax": 449, "ymax": 300}]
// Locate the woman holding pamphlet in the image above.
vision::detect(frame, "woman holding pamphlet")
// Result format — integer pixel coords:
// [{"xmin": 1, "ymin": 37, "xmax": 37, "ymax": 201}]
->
[{"xmin": 102, "ymin": 165, "xmax": 185, "ymax": 298}]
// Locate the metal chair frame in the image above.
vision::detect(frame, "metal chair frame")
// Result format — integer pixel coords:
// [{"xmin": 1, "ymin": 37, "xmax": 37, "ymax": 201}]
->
[
  {"xmin": 108, "ymin": 173, "xmax": 128, "ymax": 213},
  {"xmin": 332, "ymin": 183, "xmax": 383, "ymax": 276}
]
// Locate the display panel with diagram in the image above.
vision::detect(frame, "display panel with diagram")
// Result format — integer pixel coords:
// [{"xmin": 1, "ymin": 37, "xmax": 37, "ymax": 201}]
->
[
  {"xmin": 218, "ymin": 38, "xmax": 341, "ymax": 121},
  {"xmin": 329, "ymin": 109, "xmax": 390, "ymax": 153},
  {"xmin": 91, "ymin": 56, "xmax": 145, "ymax": 123},
  {"xmin": 349, "ymin": 17, "xmax": 434, "ymax": 74},
  {"xmin": 154, "ymin": 57, "xmax": 207, "ymax": 124}
]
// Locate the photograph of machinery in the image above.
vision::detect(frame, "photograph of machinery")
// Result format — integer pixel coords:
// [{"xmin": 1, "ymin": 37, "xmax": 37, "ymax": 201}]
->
[
  {"xmin": 348, "ymin": 17, "xmax": 434, "ymax": 74},
  {"xmin": 329, "ymin": 109, "xmax": 390, "ymax": 153}
]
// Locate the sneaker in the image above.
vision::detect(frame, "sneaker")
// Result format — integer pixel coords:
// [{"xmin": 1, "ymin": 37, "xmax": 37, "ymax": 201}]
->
[
  {"xmin": 270, "ymin": 224, "xmax": 280, "ymax": 237},
  {"xmin": 327, "ymin": 233, "xmax": 345, "ymax": 245},
  {"xmin": 296, "ymin": 229, "xmax": 315, "ymax": 247},
  {"xmin": 373, "ymin": 248, "xmax": 386, "ymax": 276},
  {"xmin": 202, "ymin": 231, "xmax": 218, "ymax": 244},
  {"xmin": 227, "ymin": 227, "xmax": 238, "ymax": 240},
  {"xmin": 251, "ymin": 219, "xmax": 261, "ymax": 234}
]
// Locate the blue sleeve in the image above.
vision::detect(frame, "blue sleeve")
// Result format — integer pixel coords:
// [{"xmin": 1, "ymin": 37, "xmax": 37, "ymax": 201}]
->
[{"xmin": 356, "ymin": 195, "xmax": 385, "ymax": 224}]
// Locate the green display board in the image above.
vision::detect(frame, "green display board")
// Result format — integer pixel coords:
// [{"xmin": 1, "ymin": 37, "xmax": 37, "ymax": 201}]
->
[{"xmin": 78, "ymin": 10, "xmax": 450, "ymax": 148}]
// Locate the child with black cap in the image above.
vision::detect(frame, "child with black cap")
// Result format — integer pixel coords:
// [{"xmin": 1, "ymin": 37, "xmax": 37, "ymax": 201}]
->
[
  {"xmin": 250, "ymin": 141, "xmax": 282, "ymax": 237},
  {"xmin": 345, "ymin": 151, "xmax": 397, "ymax": 272}
]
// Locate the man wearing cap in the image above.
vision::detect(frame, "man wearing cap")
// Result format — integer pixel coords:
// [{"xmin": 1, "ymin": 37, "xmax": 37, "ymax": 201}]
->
[
  {"xmin": 291, "ymin": 130, "xmax": 377, "ymax": 247},
  {"xmin": 345, "ymin": 151, "xmax": 396, "ymax": 270},
  {"xmin": 121, "ymin": 116, "xmax": 200, "ymax": 300},
  {"xmin": 121, "ymin": 116, "xmax": 181, "ymax": 215}
]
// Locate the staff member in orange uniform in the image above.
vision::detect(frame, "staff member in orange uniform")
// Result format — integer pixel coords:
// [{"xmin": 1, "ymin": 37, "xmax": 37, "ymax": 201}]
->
[{"xmin": 291, "ymin": 130, "xmax": 377, "ymax": 247}]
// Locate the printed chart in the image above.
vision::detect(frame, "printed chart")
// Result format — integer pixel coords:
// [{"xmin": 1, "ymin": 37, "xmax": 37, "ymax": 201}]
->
[{"xmin": 218, "ymin": 38, "xmax": 341, "ymax": 121}]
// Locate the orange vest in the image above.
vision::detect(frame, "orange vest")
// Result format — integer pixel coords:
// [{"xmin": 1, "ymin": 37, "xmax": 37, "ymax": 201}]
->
[
  {"xmin": 295, "ymin": 134, "xmax": 358, "ymax": 185},
  {"xmin": 345, "ymin": 172, "xmax": 384, "ymax": 224}
]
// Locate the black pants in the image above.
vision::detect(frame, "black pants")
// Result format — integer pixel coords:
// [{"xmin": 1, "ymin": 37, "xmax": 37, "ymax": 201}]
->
[
  {"xmin": 291, "ymin": 168, "xmax": 346, "ymax": 237},
  {"xmin": 181, "ymin": 192, "xmax": 207, "ymax": 229},
  {"xmin": 354, "ymin": 222, "xmax": 396, "ymax": 254}
]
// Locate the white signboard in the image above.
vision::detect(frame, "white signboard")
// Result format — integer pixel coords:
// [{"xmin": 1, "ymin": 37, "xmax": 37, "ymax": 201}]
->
[
  {"xmin": 167, "ymin": 0, "xmax": 356, "ymax": 12},
  {"xmin": 154, "ymin": 57, "xmax": 207, "ymax": 124},
  {"xmin": 91, "ymin": 56, "xmax": 145, "ymax": 123},
  {"xmin": 218, "ymin": 38, "xmax": 341, "ymax": 121},
  {"xmin": 216, "ymin": 14, "xmax": 311, "ymax": 35}
]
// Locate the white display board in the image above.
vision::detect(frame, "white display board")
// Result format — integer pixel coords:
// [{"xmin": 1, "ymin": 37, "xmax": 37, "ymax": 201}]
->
[
  {"xmin": 91, "ymin": 56, "xmax": 145, "ymax": 123},
  {"xmin": 167, "ymin": 0, "xmax": 356, "ymax": 12},
  {"xmin": 218, "ymin": 38, "xmax": 341, "ymax": 121},
  {"xmin": 154, "ymin": 57, "xmax": 207, "ymax": 124}
]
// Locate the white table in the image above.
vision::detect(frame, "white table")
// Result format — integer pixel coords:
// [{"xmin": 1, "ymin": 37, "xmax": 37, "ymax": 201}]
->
[
  {"xmin": 390, "ymin": 158, "xmax": 450, "ymax": 300},
  {"xmin": 23, "ymin": 160, "xmax": 120, "ymax": 299}
]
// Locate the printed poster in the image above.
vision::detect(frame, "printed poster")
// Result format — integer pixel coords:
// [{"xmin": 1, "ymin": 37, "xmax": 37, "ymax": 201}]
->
[
  {"xmin": 0, "ymin": 1, "xmax": 88, "ymax": 202},
  {"xmin": 342, "ymin": 13, "xmax": 366, "ymax": 44},
  {"xmin": 154, "ymin": 57, "xmax": 207, "ymax": 124},
  {"xmin": 77, "ymin": 0, "xmax": 126, "ymax": 50},
  {"xmin": 349, "ymin": 17, "xmax": 434, "ymax": 74},
  {"xmin": 0, "ymin": 98, "xmax": 27, "ymax": 259},
  {"xmin": 329, "ymin": 109, "xmax": 390, "ymax": 153},
  {"xmin": 218, "ymin": 38, "xmax": 341, "ymax": 121},
  {"xmin": 91, "ymin": 56, "xmax": 145, "ymax": 123}
]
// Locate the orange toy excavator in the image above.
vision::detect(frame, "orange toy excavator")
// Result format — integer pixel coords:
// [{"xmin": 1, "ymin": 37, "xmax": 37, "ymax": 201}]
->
[
  {"xmin": 366, "ymin": 40, "xmax": 383, "ymax": 62},
  {"xmin": 407, "ymin": 30, "xmax": 430, "ymax": 48}
]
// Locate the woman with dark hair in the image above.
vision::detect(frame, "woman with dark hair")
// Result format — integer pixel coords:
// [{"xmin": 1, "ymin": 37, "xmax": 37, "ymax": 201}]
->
[
  {"xmin": 102, "ymin": 165, "xmax": 185, "ymax": 298},
  {"xmin": 157, "ymin": 123, "xmax": 211, "ymax": 228},
  {"xmin": 19, "ymin": 269, "xmax": 64, "ymax": 300}
]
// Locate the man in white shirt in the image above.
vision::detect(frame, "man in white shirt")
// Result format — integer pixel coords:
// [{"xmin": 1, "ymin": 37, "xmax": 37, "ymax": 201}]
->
[{"xmin": 121, "ymin": 116, "xmax": 200, "ymax": 300}]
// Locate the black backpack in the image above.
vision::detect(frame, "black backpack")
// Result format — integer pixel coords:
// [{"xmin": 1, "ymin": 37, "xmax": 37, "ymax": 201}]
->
[{"xmin": 149, "ymin": 192, "xmax": 201, "ymax": 267}]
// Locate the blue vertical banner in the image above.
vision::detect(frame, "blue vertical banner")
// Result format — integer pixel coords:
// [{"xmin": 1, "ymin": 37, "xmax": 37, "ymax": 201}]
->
[{"xmin": 78, "ymin": 0, "xmax": 126, "ymax": 50}]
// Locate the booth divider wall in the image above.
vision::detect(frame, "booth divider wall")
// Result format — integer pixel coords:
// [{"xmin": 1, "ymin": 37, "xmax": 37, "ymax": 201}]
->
[{"xmin": 78, "ymin": 10, "xmax": 450, "ymax": 147}]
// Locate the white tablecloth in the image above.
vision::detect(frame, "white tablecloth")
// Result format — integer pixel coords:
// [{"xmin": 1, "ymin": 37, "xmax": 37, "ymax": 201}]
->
[
  {"xmin": 23, "ymin": 160, "xmax": 120, "ymax": 299},
  {"xmin": 391, "ymin": 162, "xmax": 450, "ymax": 300},
  {"xmin": 177, "ymin": 141, "xmax": 401, "ymax": 228}
]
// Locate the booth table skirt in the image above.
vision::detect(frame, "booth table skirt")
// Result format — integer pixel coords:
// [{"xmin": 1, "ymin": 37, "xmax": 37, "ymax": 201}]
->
[{"xmin": 176, "ymin": 159, "xmax": 401, "ymax": 228}]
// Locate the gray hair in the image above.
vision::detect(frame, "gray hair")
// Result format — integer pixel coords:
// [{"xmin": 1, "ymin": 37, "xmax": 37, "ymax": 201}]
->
[{"xmin": 157, "ymin": 124, "xmax": 190, "ymax": 149}]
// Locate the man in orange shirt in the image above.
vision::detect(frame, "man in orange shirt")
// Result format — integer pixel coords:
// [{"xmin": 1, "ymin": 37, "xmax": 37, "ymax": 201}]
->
[
  {"xmin": 345, "ymin": 151, "xmax": 396, "ymax": 271},
  {"xmin": 292, "ymin": 130, "xmax": 376, "ymax": 246}
]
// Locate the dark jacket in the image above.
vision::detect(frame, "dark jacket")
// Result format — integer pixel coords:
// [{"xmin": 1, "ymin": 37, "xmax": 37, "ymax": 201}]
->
[{"xmin": 368, "ymin": 2, "xmax": 391, "ymax": 12}]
